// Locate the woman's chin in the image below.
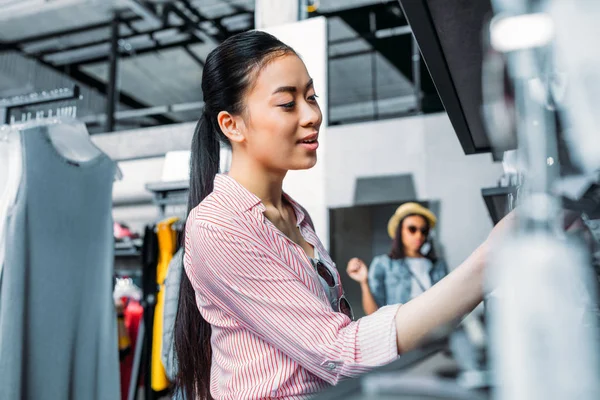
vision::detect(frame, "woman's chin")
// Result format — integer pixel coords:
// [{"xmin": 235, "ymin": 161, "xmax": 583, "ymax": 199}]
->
[{"xmin": 288, "ymin": 155, "xmax": 318, "ymax": 171}]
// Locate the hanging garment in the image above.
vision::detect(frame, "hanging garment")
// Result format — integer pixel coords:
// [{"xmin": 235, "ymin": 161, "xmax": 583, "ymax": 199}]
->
[
  {"xmin": 161, "ymin": 247, "xmax": 184, "ymax": 381},
  {"xmin": 0, "ymin": 124, "xmax": 120, "ymax": 400},
  {"xmin": 139, "ymin": 224, "xmax": 159, "ymax": 396},
  {"xmin": 0, "ymin": 126, "xmax": 22, "ymax": 278},
  {"xmin": 151, "ymin": 216, "xmax": 179, "ymax": 392}
]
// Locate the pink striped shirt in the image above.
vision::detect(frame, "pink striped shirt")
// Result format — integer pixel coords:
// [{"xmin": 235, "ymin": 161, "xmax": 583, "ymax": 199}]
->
[{"xmin": 184, "ymin": 174, "xmax": 400, "ymax": 399}]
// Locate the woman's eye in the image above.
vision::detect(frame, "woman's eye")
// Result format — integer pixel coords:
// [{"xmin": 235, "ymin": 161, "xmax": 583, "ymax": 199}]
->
[
  {"xmin": 280, "ymin": 101, "xmax": 295, "ymax": 109},
  {"xmin": 308, "ymin": 94, "xmax": 319, "ymax": 102}
]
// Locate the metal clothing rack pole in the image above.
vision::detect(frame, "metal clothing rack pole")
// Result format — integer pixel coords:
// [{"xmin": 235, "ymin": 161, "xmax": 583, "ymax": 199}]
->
[
  {"xmin": 127, "ymin": 224, "xmax": 160, "ymax": 400},
  {"xmin": 128, "ymin": 319, "xmax": 145, "ymax": 400},
  {"xmin": 0, "ymin": 85, "xmax": 81, "ymax": 125}
]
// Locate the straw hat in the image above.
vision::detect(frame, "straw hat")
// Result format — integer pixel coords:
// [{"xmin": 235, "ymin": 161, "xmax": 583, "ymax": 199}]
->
[{"xmin": 387, "ymin": 202, "xmax": 437, "ymax": 239}]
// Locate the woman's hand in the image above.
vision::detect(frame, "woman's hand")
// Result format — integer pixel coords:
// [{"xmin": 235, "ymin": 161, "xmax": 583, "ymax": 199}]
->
[
  {"xmin": 346, "ymin": 258, "xmax": 368, "ymax": 284},
  {"xmin": 474, "ymin": 209, "xmax": 519, "ymax": 265},
  {"xmin": 489, "ymin": 209, "xmax": 517, "ymax": 243}
]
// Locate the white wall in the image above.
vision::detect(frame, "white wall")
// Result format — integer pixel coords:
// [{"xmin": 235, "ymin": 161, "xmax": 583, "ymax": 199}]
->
[
  {"xmin": 255, "ymin": 0, "xmax": 300, "ymax": 30},
  {"xmin": 263, "ymin": 17, "xmax": 330, "ymax": 246},
  {"xmin": 326, "ymin": 113, "xmax": 503, "ymax": 269},
  {"xmin": 111, "ymin": 145, "xmax": 231, "ymax": 233}
]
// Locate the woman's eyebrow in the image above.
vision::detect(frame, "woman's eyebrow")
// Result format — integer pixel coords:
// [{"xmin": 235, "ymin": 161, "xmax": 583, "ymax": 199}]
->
[{"xmin": 272, "ymin": 79, "xmax": 314, "ymax": 95}]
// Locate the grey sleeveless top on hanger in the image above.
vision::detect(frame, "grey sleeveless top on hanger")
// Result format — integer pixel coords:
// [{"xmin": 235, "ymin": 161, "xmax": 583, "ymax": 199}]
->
[{"xmin": 0, "ymin": 125, "xmax": 119, "ymax": 400}]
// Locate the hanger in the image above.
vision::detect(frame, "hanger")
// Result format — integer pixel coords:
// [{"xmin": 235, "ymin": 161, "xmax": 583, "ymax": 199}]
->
[{"xmin": 9, "ymin": 115, "xmax": 123, "ymax": 181}]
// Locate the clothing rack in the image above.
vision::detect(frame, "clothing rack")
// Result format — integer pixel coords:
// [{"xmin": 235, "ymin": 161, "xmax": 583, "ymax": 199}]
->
[
  {"xmin": 129, "ymin": 221, "xmax": 185, "ymax": 400},
  {"xmin": 0, "ymin": 85, "xmax": 81, "ymax": 125},
  {"xmin": 122, "ymin": 183, "xmax": 188, "ymax": 400},
  {"xmin": 127, "ymin": 225, "xmax": 159, "ymax": 400}
]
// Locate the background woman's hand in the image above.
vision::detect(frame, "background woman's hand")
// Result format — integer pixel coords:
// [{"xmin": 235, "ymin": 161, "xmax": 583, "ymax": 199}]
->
[{"xmin": 346, "ymin": 257, "xmax": 368, "ymax": 284}]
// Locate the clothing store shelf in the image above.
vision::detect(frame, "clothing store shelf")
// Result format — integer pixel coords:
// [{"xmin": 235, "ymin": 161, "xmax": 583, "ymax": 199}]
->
[
  {"xmin": 145, "ymin": 180, "xmax": 189, "ymax": 218},
  {"xmin": 481, "ymin": 186, "xmax": 518, "ymax": 225},
  {"xmin": 145, "ymin": 180, "xmax": 189, "ymax": 192},
  {"xmin": 115, "ymin": 247, "xmax": 141, "ymax": 257},
  {"xmin": 114, "ymin": 268, "xmax": 142, "ymax": 278},
  {"xmin": 115, "ymin": 240, "xmax": 143, "ymax": 258}
]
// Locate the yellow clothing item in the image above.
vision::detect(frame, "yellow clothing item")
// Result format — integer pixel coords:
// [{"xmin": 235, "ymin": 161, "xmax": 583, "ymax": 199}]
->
[{"xmin": 151, "ymin": 217, "xmax": 179, "ymax": 392}]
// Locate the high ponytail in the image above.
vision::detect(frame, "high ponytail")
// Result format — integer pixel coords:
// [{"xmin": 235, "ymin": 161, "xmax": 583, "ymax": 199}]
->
[
  {"xmin": 174, "ymin": 112, "xmax": 221, "ymax": 400},
  {"xmin": 173, "ymin": 30, "xmax": 296, "ymax": 399},
  {"xmin": 187, "ymin": 112, "xmax": 221, "ymax": 212}
]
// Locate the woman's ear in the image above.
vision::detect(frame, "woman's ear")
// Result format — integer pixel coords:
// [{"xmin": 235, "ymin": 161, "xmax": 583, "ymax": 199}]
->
[{"xmin": 218, "ymin": 111, "xmax": 245, "ymax": 144}]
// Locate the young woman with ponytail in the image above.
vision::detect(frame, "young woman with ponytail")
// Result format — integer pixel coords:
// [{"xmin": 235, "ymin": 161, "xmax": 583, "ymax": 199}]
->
[{"xmin": 174, "ymin": 30, "xmax": 511, "ymax": 400}]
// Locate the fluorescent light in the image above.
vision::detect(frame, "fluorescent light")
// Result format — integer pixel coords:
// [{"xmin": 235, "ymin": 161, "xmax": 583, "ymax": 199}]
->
[{"xmin": 490, "ymin": 13, "xmax": 554, "ymax": 52}]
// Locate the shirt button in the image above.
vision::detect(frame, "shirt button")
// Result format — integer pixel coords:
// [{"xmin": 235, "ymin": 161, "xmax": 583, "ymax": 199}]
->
[{"xmin": 326, "ymin": 362, "xmax": 336, "ymax": 371}]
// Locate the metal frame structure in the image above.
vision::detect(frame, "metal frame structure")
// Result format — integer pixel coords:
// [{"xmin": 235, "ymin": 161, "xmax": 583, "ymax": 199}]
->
[
  {"xmin": 320, "ymin": 1, "xmax": 443, "ymax": 125},
  {"xmin": 0, "ymin": 0, "xmax": 443, "ymax": 132},
  {"xmin": 0, "ymin": 1, "xmax": 254, "ymax": 131},
  {"xmin": 399, "ymin": 0, "xmax": 492, "ymax": 155}
]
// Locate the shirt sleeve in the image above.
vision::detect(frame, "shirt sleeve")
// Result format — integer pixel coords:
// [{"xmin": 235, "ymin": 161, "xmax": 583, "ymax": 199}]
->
[
  {"xmin": 185, "ymin": 221, "xmax": 400, "ymax": 385},
  {"xmin": 368, "ymin": 256, "xmax": 387, "ymax": 307}
]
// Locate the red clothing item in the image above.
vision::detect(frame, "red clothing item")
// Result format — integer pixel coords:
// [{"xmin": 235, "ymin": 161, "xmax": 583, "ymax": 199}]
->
[
  {"xmin": 184, "ymin": 174, "xmax": 400, "ymax": 399},
  {"xmin": 120, "ymin": 299, "xmax": 143, "ymax": 400}
]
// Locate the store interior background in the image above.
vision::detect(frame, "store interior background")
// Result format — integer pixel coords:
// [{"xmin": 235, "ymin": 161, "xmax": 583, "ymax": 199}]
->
[
  {"xmin": 1, "ymin": 0, "xmax": 501, "ymax": 315},
  {"xmin": 109, "ymin": 112, "xmax": 502, "ymax": 317}
]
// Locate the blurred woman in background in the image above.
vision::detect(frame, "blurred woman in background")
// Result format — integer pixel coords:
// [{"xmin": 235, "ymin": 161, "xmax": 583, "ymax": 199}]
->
[{"xmin": 346, "ymin": 202, "xmax": 447, "ymax": 314}]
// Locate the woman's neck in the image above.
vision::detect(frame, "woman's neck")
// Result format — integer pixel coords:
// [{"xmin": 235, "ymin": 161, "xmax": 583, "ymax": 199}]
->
[
  {"xmin": 404, "ymin": 249, "xmax": 423, "ymax": 258},
  {"xmin": 227, "ymin": 154, "xmax": 287, "ymax": 210}
]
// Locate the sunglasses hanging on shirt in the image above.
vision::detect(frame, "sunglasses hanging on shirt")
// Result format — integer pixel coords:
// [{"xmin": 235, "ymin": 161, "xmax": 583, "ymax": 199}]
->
[{"xmin": 313, "ymin": 260, "xmax": 354, "ymax": 320}]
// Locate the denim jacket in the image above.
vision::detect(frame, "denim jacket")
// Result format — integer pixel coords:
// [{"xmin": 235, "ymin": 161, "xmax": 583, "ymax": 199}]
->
[{"xmin": 368, "ymin": 254, "xmax": 448, "ymax": 306}]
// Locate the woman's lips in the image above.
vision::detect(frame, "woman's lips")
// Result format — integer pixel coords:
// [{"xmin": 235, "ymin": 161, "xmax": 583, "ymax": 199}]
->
[{"xmin": 299, "ymin": 141, "xmax": 319, "ymax": 151}]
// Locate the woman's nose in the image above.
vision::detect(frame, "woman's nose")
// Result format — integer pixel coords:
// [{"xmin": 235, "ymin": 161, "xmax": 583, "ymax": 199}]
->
[{"xmin": 300, "ymin": 100, "xmax": 322, "ymax": 128}]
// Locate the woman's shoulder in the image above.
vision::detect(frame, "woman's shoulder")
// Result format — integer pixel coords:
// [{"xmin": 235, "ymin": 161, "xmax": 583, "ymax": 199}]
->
[
  {"xmin": 371, "ymin": 254, "xmax": 393, "ymax": 267},
  {"xmin": 187, "ymin": 191, "xmax": 249, "ymax": 233},
  {"xmin": 373, "ymin": 253, "xmax": 389, "ymax": 261}
]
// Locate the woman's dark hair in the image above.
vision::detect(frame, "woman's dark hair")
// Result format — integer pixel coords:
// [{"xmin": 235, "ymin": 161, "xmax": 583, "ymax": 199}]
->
[
  {"xmin": 173, "ymin": 31, "xmax": 296, "ymax": 400},
  {"xmin": 389, "ymin": 214, "xmax": 438, "ymax": 262}
]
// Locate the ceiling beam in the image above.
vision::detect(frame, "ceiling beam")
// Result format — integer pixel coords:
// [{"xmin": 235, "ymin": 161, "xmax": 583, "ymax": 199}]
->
[
  {"xmin": 65, "ymin": 36, "xmax": 202, "ymax": 67},
  {"xmin": 178, "ymin": 0, "xmax": 229, "ymax": 41},
  {"xmin": 24, "ymin": 9, "xmax": 251, "ymax": 63},
  {"xmin": 1, "ymin": 38, "xmax": 177, "ymax": 126},
  {"xmin": 55, "ymin": 63, "xmax": 177, "ymax": 125},
  {"xmin": 36, "ymin": 24, "xmax": 199, "ymax": 58},
  {"xmin": 183, "ymin": 46, "xmax": 205, "ymax": 68},
  {"xmin": 0, "ymin": 16, "xmax": 143, "ymax": 50}
]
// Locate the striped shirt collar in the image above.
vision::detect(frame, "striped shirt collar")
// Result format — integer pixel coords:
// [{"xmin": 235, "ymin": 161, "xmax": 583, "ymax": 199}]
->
[{"xmin": 213, "ymin": 173, "xmax": 307, "ymax": 225}]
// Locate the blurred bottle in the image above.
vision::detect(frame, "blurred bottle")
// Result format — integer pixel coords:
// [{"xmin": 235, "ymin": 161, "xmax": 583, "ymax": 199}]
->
[{"xmin": 488, "ymin": 232, "xmax": 600, "ymax": 400}]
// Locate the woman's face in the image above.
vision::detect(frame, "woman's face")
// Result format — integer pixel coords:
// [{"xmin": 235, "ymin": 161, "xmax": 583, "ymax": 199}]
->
[
  {"xmin": 401, "ymin": 215, "xmax": 429, "ymax": 255},
  {"xmin": 236, "ymin": 54, "xmax": 323, "ymax": 172}
]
